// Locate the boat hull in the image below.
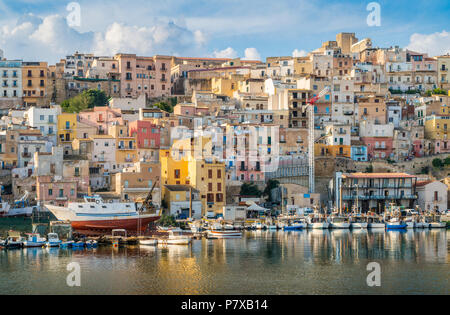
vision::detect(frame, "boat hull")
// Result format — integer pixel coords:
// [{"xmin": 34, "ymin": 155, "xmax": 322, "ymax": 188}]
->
[
  {"xmin": 386, "ymin": 224, "xmax": 407, "ymax": 229},
  {"xmin": 283, "ymin": 223, "xmax": 307, "ymax": 230},
  {"xmin": 310, "ymin": 222, "xmax": 329, "ymax": 229},
  {"xmin": 368, "ymin": 223, "xmax": 385, "ymax": 229},
  {"xmin": 71, "ymin": 215, "xmax": 159, "ymax": 233},
  {"xmin": 23, "ymin": 241, "xmax": 46, "ymax": 248},
  {"xmin": 140, "ymin": 239, "xmax": 158, "ymax": 246},
  {"xmin": 429, "ymin": 222, "xmax": 446, "ymax": 228},
  {"xmin": 330, "ymin": 223, "xmax": 351, "ymax": 229},
  {"xmin": 406, "ymin": 222, "xmax": 415, "ymax": 229},
  {"xmin": 207, "ymin": 231, "xmax": 242, "ymax": 238},
  {"xmin": 351, "ymin": 223, "xmax": 368, "ymax": 229}
]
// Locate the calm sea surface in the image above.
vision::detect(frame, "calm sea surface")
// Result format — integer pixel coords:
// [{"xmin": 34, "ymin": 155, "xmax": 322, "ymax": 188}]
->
[{"xmin": 0, "ymin": 229, "xmax": 448, "ymax": 295}]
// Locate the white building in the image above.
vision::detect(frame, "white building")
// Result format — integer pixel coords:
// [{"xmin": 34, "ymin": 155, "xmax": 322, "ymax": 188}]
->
[
  {"xmin": 416, "ymin": 181, "xmax": 448, "ymax": 212},
  {"xmin": 90, "ymin": 135, "xmax": 117, "ymax": 172},
  {"xmin": 25, "ymin": 106, "xmax": 61, "ymax": 145},
  {"xmin": 0, "ymin": 59, "xmax": 22, "ymax": 105}
]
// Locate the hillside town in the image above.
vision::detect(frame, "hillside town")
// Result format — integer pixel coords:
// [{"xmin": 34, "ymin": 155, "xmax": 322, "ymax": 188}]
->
[{"xmin": 0, "ymin": 32, "xmax": 449, "ymax": 222}]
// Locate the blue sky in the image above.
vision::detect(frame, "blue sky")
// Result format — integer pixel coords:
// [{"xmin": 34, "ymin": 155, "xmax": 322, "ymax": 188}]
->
[{"xmin": 0, "ymin": 0, "xmax": 449, "ymax": 63}]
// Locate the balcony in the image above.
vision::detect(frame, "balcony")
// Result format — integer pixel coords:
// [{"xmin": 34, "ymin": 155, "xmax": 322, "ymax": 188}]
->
[
  {"xmin": 160, "ymin": 78, "xmax": 167, "ymax": 82},
  {"xmin": 21, "ymin": 152, "xmax": 31, "ymax": 158},
  {"xmin": 124, "ymin": 158, "xmax": 133, "ymax": 162}
]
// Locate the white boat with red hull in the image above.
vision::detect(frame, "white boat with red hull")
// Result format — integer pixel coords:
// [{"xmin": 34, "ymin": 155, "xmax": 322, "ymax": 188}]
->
[{"xmin": 45, "ymin": 195, "xmax": 160, "ymax": 234}]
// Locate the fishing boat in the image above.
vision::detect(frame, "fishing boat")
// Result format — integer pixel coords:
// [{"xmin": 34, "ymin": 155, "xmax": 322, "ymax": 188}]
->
[
  {"xmin": 207, "ymin": 230, "xmax": 242, "ymax": 238},
  {"xmin": 3, "ymin": 236, "xmax": 25, "ymax": 249},
  {"xmin": 283, "ymin": 218, "xmax": 308, "ymax": 230},
  {"xmin": 210, "ymin": 222, "xmax": 223, "ymax": 231},
  {"xmin": 46, "ymin": 233, "xmax": 61, "ymax": 247},
  {"xmin": 224, "ymin": 224, "xmax": 235, "ymax": 230},
  {"xmin": 139, "ymin": 238, "xmax": 158, "ymax": 246},
  {"xmin": 385, "ymin": 217, "xmax": 407, "ymax": 229},
  {"xmin": 366, "ymin": 213, "xmax": 385, "ymax": 229},
  {"xmin": 45, "ymin": 195, "xmax": 160, "ymax": 233},
  {"xmin": 328, "ymin": 214, "xmax": 351, "ymax": 229},
  {"xmin": 23, "ymin": 233, "xmax": 47, "ymax": 248},
  {"xmin": 349, "ymin": 213, "xmax": 368, "ymax": 229},
  {"xmin": 0, "ymin": 192, "xmax": 39, "ymax": 217},
  {"xmin": 426, "ymin": 214, "xmax": 446, "ymax": 228},
  {"xmin": 165, "ymin": 230, "xmax": 192, "ymax": 245},
  {"xmin": 86, "ymin": 240, "xmax": 98, "ymax": 248},
  {"xmin": 307, "ymin": 213, "xmax": 329, "ymax": 229},
  {"xmin": 267, "ymin": 224, "xmax": 278, "ymax": 230}
]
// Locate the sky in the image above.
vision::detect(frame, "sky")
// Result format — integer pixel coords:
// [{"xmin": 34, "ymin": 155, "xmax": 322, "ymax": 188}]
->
[{"xmin": 0, "ymin": 0, "xmax": 449, "ymax": 64}]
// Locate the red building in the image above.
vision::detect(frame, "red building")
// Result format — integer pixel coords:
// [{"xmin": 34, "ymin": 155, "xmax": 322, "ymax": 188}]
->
[
  {"xmin": 361, "ymin": 137, "xmax": 394, "ymax": 160},
  {"xmin": 129, "ymin": 120, "xmax": 161, "ymax": 162}
]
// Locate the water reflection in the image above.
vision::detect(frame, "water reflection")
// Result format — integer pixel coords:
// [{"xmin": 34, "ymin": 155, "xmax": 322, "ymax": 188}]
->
[{"xmin": 0, "ymin": 230, "xmax": 448, "ymax": 294}]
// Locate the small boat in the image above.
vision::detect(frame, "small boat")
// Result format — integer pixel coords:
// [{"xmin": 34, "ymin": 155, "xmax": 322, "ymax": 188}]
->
[
  {"xmin": 85, "ymin": 240, "xmax": 98, "ymax": 248},
  {"xmin": 350, "ymin": 214, "xmax": 368, "ymax": 229},
  {"xmin": 46, "ymin": 233, "xmax": 62, "ymax": 247},
  {"xmin": 425, "ymin": 214, "xmax": 446, "ymax": 228},
  {"xmin": 385, "ymin": 218, "xmax": 407, "ymax": 229},
  {"xmin": 224, "ymin": 224, "xmax": 235, "ymax": 230},
  {"xmin": 367, "ymin": 215, "xmax": 385, "ymax": 229},
  {"xmin": 3, "ymin": 236, "xmax": 25, "ymax": 249},
  {"xmin": 139, "ymin": 238, "xmax": 158, "ymax": 246},
  {"xmin": 307, "ymin": 215, "xmax": 329, "ymax": 229},
  {"xmin": 210, "ymin": 222, "xmax": 223, "ymax": 231},
  {"xmin": 233, "ymin": 223, "xmax": 244, "ymax": 230},
  {"xmin": 60, "ymin": 241, "xmax": 74, "ymax": 249},
  {"xmin": 23, "ymin": 233, "xmax": 47, "ymax": 248},
  {"xmin": 162, "ymin": 230, "xmax": 191, "ymax": 245},
  {"xmin": 267, "ymin": 225, "xmax": 278, "ymax": 230},
  {"xmin": 207, "ymin": 230, "xmax": 242, "ymax": 238},
  {"xmin": 328, "ymin": 215, "xmax": 351, "ymax": 229}
]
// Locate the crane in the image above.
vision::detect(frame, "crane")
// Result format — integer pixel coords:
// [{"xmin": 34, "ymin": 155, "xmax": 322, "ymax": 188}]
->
[
  {"xmin": 137, "ymin": 177, "xmax": 159, "ymax": 213},
  {"xmin": 304, "ymin": 86, "xmax": 330, "ymax": 194}
]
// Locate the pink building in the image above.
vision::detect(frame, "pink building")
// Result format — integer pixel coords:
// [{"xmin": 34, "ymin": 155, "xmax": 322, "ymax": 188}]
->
[
  {"xmin": 36, "ymin": 175, "xmax": 77, "ymax": 207},
  {"xmin": 433, "ymin": 139, "xmax": 450, "ymax": 154},
  {"xmin": 129, "ymin": 120, "xmax": 161, "ymax": 149},
  {"xmin": 115, "ymin": 54, "xmax": 172, "ymax": 98},
  {"xmin": 78, "ymin": 107, "xmax": 123, "ymax": 134},
  {"xmin": 361, "ymin": 137, "xmax": 394, "ymax": 160},
  {"xmin": 412, "ymin": 140, "xmax": 424, "ymax": 157}
]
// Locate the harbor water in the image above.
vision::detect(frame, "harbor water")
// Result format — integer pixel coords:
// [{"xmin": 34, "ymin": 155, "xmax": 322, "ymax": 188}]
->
[{"xmin": 0, "ymin": 229, "xmax": 448, "ymax": 294}]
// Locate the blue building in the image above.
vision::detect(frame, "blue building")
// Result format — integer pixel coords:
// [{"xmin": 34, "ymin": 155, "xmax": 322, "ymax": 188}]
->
[{"xmin": 351, "ymin": 143, "xmax": 368, "ymax": 161}]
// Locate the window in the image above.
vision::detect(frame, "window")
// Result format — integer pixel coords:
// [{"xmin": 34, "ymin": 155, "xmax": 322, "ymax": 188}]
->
[
  {"xmin": 217, "ymin": 170, "xmax": 221, "ymax": 178},
  {"xmin": 208, "ymin": 183, "xmax": 213, "ymax": 191},
  {"xmin": 48, "ymin": 189, "xmax": 53, "ymax": 196},
  {"xmin": 174, "ymin": 169, "xmax": 180, "ymax": 179},
  {"xmin": 208, "ymin": 169, "xmax": 212, "ymax": 179}
]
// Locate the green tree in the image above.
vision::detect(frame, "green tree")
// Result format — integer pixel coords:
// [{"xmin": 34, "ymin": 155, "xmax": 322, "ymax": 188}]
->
[
  {"xmin": 154, "ymin": 101, "xmax": 173, "ymax": 113},
  {"xmin": 240, "ymin": 182, "xmax": 262, "ymax": 197},
  {"xmin": 263, "ymin": 179, "xmax": 279, "ymax": 201},
  {"xmin": 444, "ymin": 157, "xmax": 450, "ymax": 166},
  {"xmin": 61, "ymin": 89, "xmax": 108, "ymax": 113},
  {"xmin": 432, "ymin": 158, "xmax": 443, "ymax": 168}
]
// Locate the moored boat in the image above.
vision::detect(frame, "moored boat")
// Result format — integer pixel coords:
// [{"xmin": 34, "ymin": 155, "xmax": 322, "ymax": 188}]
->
[
  {"xmin": 207, "ymin": 230, "xmax": 242, "ymax": 238},
  {"xmin": 328, "ymin": 215, "xmax": 351, "ymax": 229},
  {"xmin": 45, "ymin": 195, "xmax": 160, "ymax": 234},
  {"xmin": 46, "ymin": 233, "xmax": 61, "ymax": 247},
  {"xmin": 139, "ymin": 238, "xmax": 158, "ymax": 246},
  {"xmin": 23, "ymin": 233, "xmax": 46, "ymax": 248}
]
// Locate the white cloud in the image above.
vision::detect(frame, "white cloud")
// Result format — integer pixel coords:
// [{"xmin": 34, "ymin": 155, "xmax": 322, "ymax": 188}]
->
[
  {"xmin": 0, "ymin": 14, "xmax": 206, "ymax": 63},
  {"xmin": 243, "ymin": 47, "xmax": 261, "ymax": 60},
  {"xmin": 406, "ymin": 30, "xmax": 450, "ymax": 57},
  {"xmin": 292, "ymin": 49, "xmax": 307, "ymax": 57},
  {"xmin": 211, "ymin": 47, "xmax": 238, "ymax": 59}
]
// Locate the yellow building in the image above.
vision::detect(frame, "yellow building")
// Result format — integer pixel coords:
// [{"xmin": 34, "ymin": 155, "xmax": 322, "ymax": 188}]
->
[
  {"xmin": 315, "ymin": 143, "xmax": 351, "ymax": 158},
  {"xmin": 424, "ymin": 105, "xmax": 450, "ymax": 140},
  {"xmin": 22, "ymin": 61, "xmax": 48, "ymax": 106},
  {"xmin": 160, "ymin": 136, "xmax": 226, "ymax": 216},
  {"xmin": 57, "ymin": 113, "xmax": 78, "ymax": 145},
  {"xmin": 211, "ymin": 75, "xmax": 241, "ymax": 97},
  {"xmin": 108, "ymin": 124, "xmax": 138, "ymax": 166}
]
